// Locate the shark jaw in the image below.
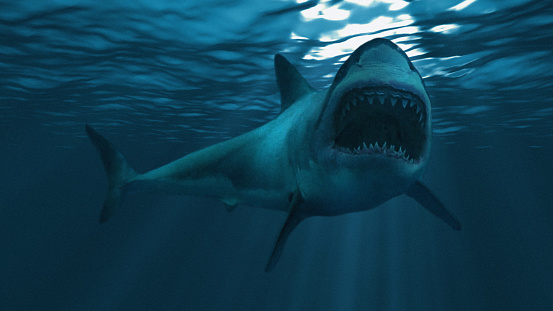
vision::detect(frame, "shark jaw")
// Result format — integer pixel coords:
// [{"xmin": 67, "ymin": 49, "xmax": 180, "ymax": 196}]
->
[{"xmin": 333, "ymin": 86, "xmax": 428, "ymax": 164}]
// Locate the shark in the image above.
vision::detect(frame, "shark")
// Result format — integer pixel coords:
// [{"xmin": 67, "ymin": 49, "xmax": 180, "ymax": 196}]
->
[{"xmin": 86, "ymin": 38, "xmax": 461, "ymax": 272}]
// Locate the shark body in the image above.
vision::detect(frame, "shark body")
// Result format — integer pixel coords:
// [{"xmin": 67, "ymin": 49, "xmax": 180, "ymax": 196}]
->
[{"xmin": 86, "ymin": 38, "xmax": 460, "ymax": 271}]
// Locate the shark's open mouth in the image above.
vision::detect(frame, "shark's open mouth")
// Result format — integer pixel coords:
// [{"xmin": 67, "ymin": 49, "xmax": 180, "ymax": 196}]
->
[{"xmin": 333, "ymin": 87, "xmax": 427, "ymax": 163}]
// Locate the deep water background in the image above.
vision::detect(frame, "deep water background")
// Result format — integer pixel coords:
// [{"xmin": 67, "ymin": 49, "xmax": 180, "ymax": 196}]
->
[{"xmin": 1, "ymin": 0, "xmax": 552, "ymax": 310}]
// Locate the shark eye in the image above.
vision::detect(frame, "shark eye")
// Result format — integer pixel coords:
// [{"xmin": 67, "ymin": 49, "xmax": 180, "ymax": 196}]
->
[{"xmin": 333, "ymin": 87, "xmax": 427, "ymax": 163}]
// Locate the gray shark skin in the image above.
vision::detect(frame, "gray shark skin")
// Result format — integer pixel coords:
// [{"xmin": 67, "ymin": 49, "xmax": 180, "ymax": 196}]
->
[{"xmin": 86, "ymin": 38, "xmax": 461, "ymax": 272}]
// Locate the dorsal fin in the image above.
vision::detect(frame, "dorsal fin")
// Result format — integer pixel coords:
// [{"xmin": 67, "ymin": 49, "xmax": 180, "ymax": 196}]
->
[{"xmin": 274, "ymin": 54, "xmax": 314, "ymax": 113}]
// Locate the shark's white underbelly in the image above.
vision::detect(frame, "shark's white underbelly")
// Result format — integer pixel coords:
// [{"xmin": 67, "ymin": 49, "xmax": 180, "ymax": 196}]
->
[{"xmin": 131, "ymin": 173, "xmax": 293, "ymax": 212}]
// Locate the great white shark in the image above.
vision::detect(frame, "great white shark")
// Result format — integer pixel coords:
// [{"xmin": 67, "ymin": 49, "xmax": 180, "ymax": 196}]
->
[{"xmin": 86, "ymin": 38, "xmax": 461, "ymax": 272}]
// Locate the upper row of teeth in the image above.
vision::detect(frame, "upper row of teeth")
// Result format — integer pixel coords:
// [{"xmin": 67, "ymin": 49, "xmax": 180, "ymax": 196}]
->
[{"xmin": 342, "ymin": 91, "xmax": 424, "ymax": 123}]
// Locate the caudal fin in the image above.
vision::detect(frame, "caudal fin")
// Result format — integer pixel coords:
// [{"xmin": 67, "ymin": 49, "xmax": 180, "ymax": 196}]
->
[{"xmin": 85, "ymin": 124, "xmax": 138, "ymax": 222}]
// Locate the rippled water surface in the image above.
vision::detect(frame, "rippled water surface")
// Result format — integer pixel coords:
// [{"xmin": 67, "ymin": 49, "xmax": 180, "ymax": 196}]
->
[
  {"xmin": 1, "ymin": 1, "xmax": 552, "ymax": 310},
  {"xmin": 3, "ymin": 0, "xmax": 552, "ymax": 147}
]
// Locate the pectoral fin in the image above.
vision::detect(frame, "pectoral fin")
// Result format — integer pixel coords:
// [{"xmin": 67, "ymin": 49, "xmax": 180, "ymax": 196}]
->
[
  {"xmin": 406, "ymin": 181, "xmax": 461, "ymax": 230},
  {"xmin": 265, "ymin": 190, "xmax": 306, "ymax": 272}
]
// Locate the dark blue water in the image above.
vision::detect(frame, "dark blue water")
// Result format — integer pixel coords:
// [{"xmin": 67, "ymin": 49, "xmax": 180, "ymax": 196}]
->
[{"xmin": 1, "ymin": 0, "xmax": 552, "ymax": 310}]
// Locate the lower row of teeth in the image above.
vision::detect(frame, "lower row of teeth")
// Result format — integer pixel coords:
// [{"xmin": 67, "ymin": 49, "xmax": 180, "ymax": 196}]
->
[{"xmin": 346, "ymin": 141, "xmax": 414, "ymax": 162}]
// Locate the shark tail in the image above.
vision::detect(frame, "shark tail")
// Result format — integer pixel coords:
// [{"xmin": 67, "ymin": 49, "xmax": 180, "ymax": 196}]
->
[{"xmin": 85, "ymin": 124, "xmax": 138, "ymax": 222}]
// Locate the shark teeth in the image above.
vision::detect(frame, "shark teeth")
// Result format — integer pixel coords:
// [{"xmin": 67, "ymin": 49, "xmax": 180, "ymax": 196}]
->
[
  {"xmin": 341, "ymin": 140, "xmax": 414, "ymax": 163},
  {"xmin": 338, "ymin": 89, "xmax": 426, "ymax": 129},
  {"xmin": 334, "ymin": 87, "xmax": 427, "ymax": 163}
]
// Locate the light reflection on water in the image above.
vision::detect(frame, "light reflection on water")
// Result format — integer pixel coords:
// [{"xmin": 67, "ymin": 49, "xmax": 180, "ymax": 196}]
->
[{"xmin": 0, "ymin": 0, "xmax": 551, "ymax": 148}]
